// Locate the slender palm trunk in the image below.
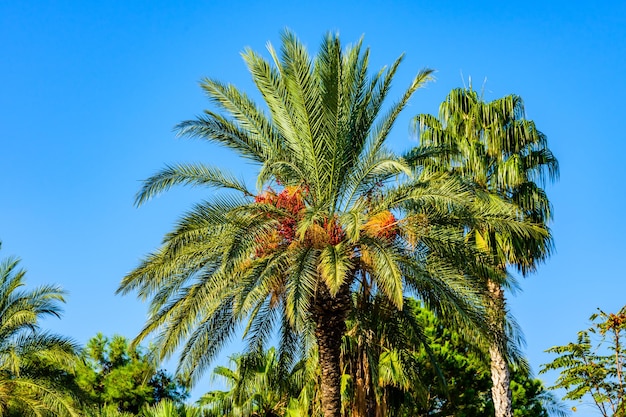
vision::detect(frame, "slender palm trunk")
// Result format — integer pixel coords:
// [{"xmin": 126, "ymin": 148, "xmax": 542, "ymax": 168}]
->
[
  {"xmin": 313, "ymin": 282, "xmax": 352, "ymax": 417},
  {"xmin": 487, "ymin": 279, "xmax": 513, "ymax": 417},
  {"xmin": 351, "ymin": 341, "xmax": 376, "ymax": 417},
  {"xmin": 352, "ymin": 285, "xmax": 376, "ymax": 417}
]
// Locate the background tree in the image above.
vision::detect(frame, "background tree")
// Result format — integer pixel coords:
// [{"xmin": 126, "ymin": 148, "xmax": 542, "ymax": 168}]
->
[
  {"xmin": 82, "ymin": 407, "xmax": 135, "ymax": 417},
  {"xmin": 142, "ymin": 400, "xmax": 202, "ymax": 417},
  {"xmin": 341, "ymin": 294, "xmax": 430, "ymax": 417},
  {"xmin": 0, "ymin": 242, "xmax": 80, "ymax": 417},
  {"xmin": 340, "ymin": 178, "xmax": 541, "ymax": 417},
  {"xmin": 75, "ymin": 333, "xmax": 188, "ymax": 414},
  {"xmin": 409, "ymin": 87, "xmax": 559, "ymax": 417},
  {"xmin": 200, "ymin": 347, "xmax": 307, "ymax": 417},
  {"xmin": 541, "ymin": 306, "xmax": 626, "ymax": 417},
  {"xmin": 341, "ymin": 297, "xmax": 565, "ymax": 417},
  {"xmin": 404, "ymin": 301, "xmax": 566, "ymax": 417}
]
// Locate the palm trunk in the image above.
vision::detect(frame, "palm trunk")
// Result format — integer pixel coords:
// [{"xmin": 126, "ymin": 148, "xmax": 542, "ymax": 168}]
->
[
  {"xmin": 313, "ymin": 282, "xmax": 352, "ymax": 417},
  {"xmin": 351, "ymin": 341, "xmax": 376, "ymax": 417},
  {"xmin": 352, "ymin": 286, "xmax": 376, "ymax": 417},
  {"xmin": 487, "ymin": 279, "xmax": 513, "ymax": 417}
]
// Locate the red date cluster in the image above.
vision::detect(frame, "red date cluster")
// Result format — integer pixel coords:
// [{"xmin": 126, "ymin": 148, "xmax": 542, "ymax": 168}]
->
[{"xmin": 253, "ymin": 186, "xmax": 398, "ymax": 258}]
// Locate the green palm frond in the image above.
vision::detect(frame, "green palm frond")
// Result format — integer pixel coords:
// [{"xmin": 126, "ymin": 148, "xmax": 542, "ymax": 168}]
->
[
  {"xmin": 135, "ymin": 163, "xmax": 253, "ymax": 206},
  {"xmin": 176, "ymin": 110, "xmax": 272, "ymax": 164},
  {"xmin": 318, "ymin": 243, "xmax": 352, "ymax": 298},
  {"xmin": 142, "ymin": 399, "xmax": 202, "ymax": 417}
]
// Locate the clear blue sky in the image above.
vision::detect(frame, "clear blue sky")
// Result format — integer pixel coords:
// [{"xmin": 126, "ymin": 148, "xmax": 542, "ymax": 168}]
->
[{"xmin": 2, "ymin": 1, "xmax": 625, "ymax": 413}]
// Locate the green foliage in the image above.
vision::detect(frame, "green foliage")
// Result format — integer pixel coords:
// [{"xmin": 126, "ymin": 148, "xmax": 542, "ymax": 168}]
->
[
  {"xmin": 82, "ymin": 407, "xmax": 135, "ymax": 417},
  {"xmin": 200, "ymin": 347, "xmax": 307, "ymax": 417},
  {"xmin": 372, "ymin": 301, "xmax": 564, "ymax": 417},
  {"xmin": 198, "ymin": 300, "xmax": 563, "ymax": 417},
  {"xmin": 76, "ymin": 333, "xmax": 188, "ymax": 414},
  {"xmin": 541, "ymin": 306, "xmax": 626, "ymax": 417},
  {"xmin": 81, "ymin": 400, "xmax": 201, "ymax": 417},
  {"xmin": 410, "ymin": 86, "xmax": 558, "ymax": 273},
  {"xmin": 0, "ymin": 242, "xmax": 80, "ymax": 417},
  {"xmin": 510, "ymin": 372, "xmax": 563, "ymax": 417},
  {"xmin": 142, "ymin": 400, "xmax": 202, "ymax": 417},
  {"xmin": 340, "ymin": 295, "xmax": 432, "ymax": 417}
]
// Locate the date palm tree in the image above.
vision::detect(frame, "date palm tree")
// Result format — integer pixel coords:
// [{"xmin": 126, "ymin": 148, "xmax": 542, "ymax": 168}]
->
[
  {"xmin": 409, "ymin": 87, "xmax": 559, "ymax": 417},
  {"xmin": 0, "ymin": 242, "xmax": 79, "ymax": 417},
  {"xmin": 119, "ymin": 33, "xmax": 544, "ymax": 417}
]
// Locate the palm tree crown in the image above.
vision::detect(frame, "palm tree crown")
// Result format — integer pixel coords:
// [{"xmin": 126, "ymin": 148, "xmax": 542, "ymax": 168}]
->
[{"xmin": 410, "ymin": 88, "xmax": 558, "ymax": 271}]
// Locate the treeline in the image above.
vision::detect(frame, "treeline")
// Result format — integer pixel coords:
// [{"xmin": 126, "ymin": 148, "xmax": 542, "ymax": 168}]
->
[{"xmin": 0, "ymin": 245, "xmax": 561, "ymax": 416}]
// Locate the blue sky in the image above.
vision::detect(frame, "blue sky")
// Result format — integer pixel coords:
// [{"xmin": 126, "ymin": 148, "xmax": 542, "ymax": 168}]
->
[{"xmin": 2, "ymin": 1, "xmax": 625, "ymax": 413}]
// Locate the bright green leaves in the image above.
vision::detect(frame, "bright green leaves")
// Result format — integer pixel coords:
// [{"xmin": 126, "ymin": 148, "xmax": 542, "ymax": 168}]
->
[
  {"xmin": 135, "ymin": 164, "xmax": 253, "ymax": 206},
  {"xmin": 378, "ymin": 349, "xmax": 410, "ymax": 389},
  {"xmin": 362, "ymin": 240, "xmax": 404, "ymax": 309},
  {"xmin": 410, "ymin": 87, "xmax": 558, "ymax": 282},
  {"xmin": 284, "ymin": 247, "xmax": 317, "ymax": 328},
  {"xmin": 541, "ymin": 306, "xmax": 626, "ymax": 416},
  {"xmin": 195, "ymin": 79, "xmax": 282, "ymax": 161},
  {"xmin": 238, "ymin": 30, "xmax": 429, "ymax": 212},
  {"xmin": 318, "ymin": 243, "xmax": 352, "ymax": 297},
  {"xmin": 200, "ymin": 347, "xmax": 307, "ymax": 417}
]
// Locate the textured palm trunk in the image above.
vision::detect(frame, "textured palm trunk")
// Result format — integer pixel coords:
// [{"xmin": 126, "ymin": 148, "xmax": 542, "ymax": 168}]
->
[
  {"xmin": 349, "ymin": 281, "xmax": 377, "ymax": 417},
  {"xmin": 313, "ymin": 282, "xmax": 352, "ymax": 417},
  {"xmin": 351, "ymin": 342, "xmax": 376, "ymax": 417},
  {"xmin": 487, "ymin": 279, "xmax": 513, "ymax": 417}
]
